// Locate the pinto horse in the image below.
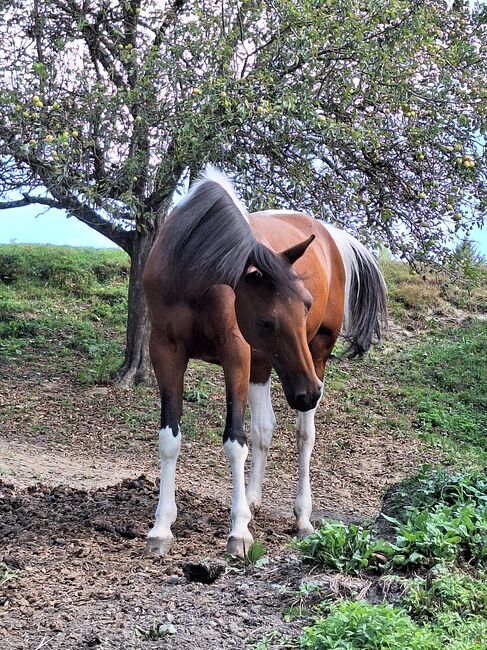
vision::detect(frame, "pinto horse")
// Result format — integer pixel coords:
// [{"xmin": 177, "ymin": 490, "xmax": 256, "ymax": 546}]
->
[{"xmin": 143, "ymin": 166, "xmax": 387, "ymax": 557}]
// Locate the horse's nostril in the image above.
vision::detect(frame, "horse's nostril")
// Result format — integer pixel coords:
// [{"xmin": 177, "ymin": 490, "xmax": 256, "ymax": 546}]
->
[{"xmin": 292, "ymin": 391, "xmax": 319, "ymax": 412}]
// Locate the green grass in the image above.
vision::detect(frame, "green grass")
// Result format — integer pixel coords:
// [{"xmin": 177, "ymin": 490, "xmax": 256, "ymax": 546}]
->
[
  {"xmin": 0, "ymin": 244, "xmax": 128, "ymax": 382},
  {"xmin": 401, "ymin": 323, "xmax": 487, "ymax": 446},
  {"xmin": 296, "ymin": 469, "xmax": 487, "ymax": 650}
]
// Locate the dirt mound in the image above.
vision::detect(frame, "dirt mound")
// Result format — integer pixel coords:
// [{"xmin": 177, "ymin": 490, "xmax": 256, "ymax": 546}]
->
[
  {"xmin": 0, "ymin": 475, "xmax": 291, "ymax": 560},
  {"xmin": 0, "ymin": 476, "xmax": 304, "ymax": 649}
]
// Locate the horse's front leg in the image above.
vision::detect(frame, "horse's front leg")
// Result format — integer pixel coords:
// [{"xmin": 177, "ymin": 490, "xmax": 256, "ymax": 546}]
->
[
  {"xmin": 221, "ymin": 343, "xmax": 253, "ymax": 557},
  {"xmin": 294, "ymin": 390, "xmax": 322, "ymax": 537},
  {"xmin": 146, "ymin": 330, "xmax": 188, "ymax": 556}
]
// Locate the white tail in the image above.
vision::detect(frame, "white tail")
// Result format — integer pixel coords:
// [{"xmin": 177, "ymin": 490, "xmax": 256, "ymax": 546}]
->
[{"xmin": 323, "ymin": 224, "xmax": 388, "ymax": 357}]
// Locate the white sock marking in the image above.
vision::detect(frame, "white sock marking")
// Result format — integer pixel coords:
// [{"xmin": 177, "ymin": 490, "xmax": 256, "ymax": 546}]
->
[
  {"xmin": 294, "ymin": 389, "xmax": 323, "ymax": 534},
  {"xmin": 148, "ymin": 426, "xmax": 181, "ymax": 541},
  {"xmin": 224, "ymin": 439, "xmax": 253, "ymax": 545},
  {"xmin": 246, "ymin": 379, "xmax": 276, "ymax": 511}
]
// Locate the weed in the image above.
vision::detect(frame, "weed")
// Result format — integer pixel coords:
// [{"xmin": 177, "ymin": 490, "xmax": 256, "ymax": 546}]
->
[
  {"xmin": 244, "ymin": 540, "xmax": 268, "ymax": 568},
  {"xmin": 282, "ymin": 582, "xmax": 326, "ymax": 623},
  {"xmin": 293, "ymin": 521, "xmax": 395, "ymax": 575},
  {"xmin": 246, "ymin": 630, "xmax": 296, "ymax": 649},
  {"xmin": 401, "ymin": 565, "xmax": 487, "ymax": 620},
  {"xmin": 134, "ymin": 621, "xmax": 176, "ymax": 640},
  {"xmin": 227, "ymin": 540, "xmax": 269, "ymax": 569},
  {"xmin": 0, "ymin": 562, "xmax": 18, "ymax": 586},
  {"xmin": 184, "ymin": 379, "xmax": 209, "ymax": 404},
  {"xmin": 300, "ymin": 601, "xmax": 439, "ymax": 650}
]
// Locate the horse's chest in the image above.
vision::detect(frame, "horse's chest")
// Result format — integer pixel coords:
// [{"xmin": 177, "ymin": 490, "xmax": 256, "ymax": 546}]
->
[{"xmin": 186, "ymin": 321, "xmax": 221, "ymax": 364}]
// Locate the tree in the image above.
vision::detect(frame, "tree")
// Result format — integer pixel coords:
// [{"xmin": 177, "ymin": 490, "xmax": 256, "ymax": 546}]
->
[{"xmin": 1, "ymin": 0, "xmax": 486, "ymax": 385}]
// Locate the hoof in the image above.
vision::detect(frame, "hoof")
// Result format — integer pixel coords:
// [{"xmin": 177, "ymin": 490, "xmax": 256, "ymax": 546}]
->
[
  {"xmin": 295, "ymin": 523, "xmax": 314, "ymax": 539},
  {"xmin": 144, "ymin": 536, "xmax": 174, "ymax": 556},
  {"xmin": 247, "ymin": 500, "xmax": 261, "ymax": 516},
  {"xmin": 226, "ymin": 535, "xmax": 254, "ymax": 558}
]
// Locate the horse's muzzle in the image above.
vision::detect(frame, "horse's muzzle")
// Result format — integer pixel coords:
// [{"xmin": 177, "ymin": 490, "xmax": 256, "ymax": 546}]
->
[{"xmin": 288, "ymin": 390, "xmax": 321, "ymax": 412}]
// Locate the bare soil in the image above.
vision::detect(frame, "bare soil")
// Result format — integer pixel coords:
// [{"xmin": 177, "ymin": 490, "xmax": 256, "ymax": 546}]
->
[{"xmin": 0, "ymin": 351, "xmax": 430, "ymax": 649}]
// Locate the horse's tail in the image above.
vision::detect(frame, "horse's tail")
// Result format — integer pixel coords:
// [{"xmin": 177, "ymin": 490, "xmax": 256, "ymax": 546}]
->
[
  {"xmin": 324, "ymin": 224, "xmax": 388, "ymax": 357},
  {"xmin": 159, "ymin": 165, "xmax": 295, "ymax": 298}
]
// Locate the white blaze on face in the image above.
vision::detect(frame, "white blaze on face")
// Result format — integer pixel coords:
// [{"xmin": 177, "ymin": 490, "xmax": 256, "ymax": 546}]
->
[
  {"xmin": 147, "ymin": 426, "xmax": 181, "ymax": 542},
  {"xmin": 246, "ymin": 379, "xmax": 276, "ymax": 512},
  {"xmin": 224, "ymin": 438, "xmax": 253, "ymax": 546},
  {"xmin": 294, "ymin": 388, "xmax": 323, "ymax": 536}
]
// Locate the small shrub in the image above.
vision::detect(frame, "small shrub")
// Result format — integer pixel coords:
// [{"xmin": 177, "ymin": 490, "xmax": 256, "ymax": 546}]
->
[
  {"xmin": 300, "ymin": 602, "xmax": 439, "ymax": 650},
  {"xmin": 293, "ymin": 521, "xmax": 395, "ymax": 575}
]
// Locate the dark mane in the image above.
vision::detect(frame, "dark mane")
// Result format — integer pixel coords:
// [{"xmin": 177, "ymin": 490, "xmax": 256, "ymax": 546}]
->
[{"xmin": 159, "ymin": 176, "xmax": 300, "ymax": 299}]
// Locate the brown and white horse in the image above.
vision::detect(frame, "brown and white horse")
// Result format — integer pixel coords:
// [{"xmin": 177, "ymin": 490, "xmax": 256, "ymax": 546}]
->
[{"xmin": 143, "ymin": 166, "xmax": 387, "ymax": 556}]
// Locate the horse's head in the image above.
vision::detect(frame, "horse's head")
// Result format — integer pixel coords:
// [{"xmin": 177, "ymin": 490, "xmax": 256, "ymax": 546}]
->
[{"xmin": 235, "ymin": 235, "xmax": 323, "ymax": 412}]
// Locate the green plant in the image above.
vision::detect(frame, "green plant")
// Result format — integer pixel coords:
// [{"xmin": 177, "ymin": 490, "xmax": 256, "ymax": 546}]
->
[
  {"xmin": 244, "ymin": 540, "xmax": 268, "ymax": 568},
  {"xmin": 382, "ymin": 469, "xmax": 487, "ymax": 568},
  {"xmin": 134, "ymin": 622, "xmax": 176, "ymax": 640},
  {"xmin": 386, "ymin": 503, "xmax": 487, "ymax": 567},
  {"xmin": 282, "ymin": 582, "xmax": 327, "ymax": 623},
  {"xmin": 402, "ymin": 566, "xmax": 487, "ymax": 620},
  {"xmin": 300, "ymin": 602, "xmax": 439, "ymax": 650},
  {"xmin": 0, "ymin": 562, "xmax": 18, "ymax": 586},
  {"xmin": 293, "ymin": 521, "xmax": 395, "ymax": 575}
]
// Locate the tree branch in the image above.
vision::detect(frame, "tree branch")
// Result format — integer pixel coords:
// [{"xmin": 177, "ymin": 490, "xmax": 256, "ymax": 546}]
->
[{"xmin": 0, "ymin": 191, "xmax": 134, "ymax": 255}]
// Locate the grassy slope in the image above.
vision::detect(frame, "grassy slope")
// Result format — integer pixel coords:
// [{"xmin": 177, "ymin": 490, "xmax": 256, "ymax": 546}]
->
[
  {"xmin": 1, "ymin": 243, "xmax": 487, "ymax": 648},
  {"xmin": 1, "ymin": 242, "xmax": 486, "ymax": 459}
]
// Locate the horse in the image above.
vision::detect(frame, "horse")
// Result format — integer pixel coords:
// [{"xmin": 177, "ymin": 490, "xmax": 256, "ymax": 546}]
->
[{"xmin": 142, "ymin": 166, "xmax": 387, "ymax": 557}]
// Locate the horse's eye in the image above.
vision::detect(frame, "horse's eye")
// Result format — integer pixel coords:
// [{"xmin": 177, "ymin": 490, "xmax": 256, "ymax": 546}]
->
[{"xmin": 257, "ymin": 319, "xmax": 274, "ymax": 330}]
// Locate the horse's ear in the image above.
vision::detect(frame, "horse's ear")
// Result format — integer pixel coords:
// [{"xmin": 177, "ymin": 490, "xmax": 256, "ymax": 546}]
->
[
  {"xmin": 280, "ymin": 234, "xmax": 315, "ymax": 265},
  {"xmin": 244, "ymin": 264, "xmax": 263, "ymax": 282}
]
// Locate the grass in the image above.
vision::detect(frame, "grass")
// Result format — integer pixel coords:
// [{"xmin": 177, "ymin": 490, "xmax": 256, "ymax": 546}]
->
[
  {"xmin": 293, "ymin": 469, "xmax": 487, "ymax": 649},
  {"xmin": 0, "ymin": 244, "xmax": 128, "ymax": 383}
]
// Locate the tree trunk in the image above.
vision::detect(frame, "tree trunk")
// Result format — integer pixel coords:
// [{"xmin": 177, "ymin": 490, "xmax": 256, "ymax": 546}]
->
[{"xmin": 118, "ymin": 226, "xmax": 159, "ymax": 388}]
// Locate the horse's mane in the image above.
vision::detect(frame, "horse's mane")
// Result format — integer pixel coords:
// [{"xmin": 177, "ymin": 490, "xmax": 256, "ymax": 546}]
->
[{"xmin": 160, "ymin": 167, "xmax": 299, "ymax": 299}]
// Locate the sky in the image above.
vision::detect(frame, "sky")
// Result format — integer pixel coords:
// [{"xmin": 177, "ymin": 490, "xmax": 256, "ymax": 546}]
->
[{"xmin": 1, "ymin": 204, "xmax": 486, "ymax": 257}]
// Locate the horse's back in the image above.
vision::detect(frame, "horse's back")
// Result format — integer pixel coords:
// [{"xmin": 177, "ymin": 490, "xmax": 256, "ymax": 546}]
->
[{"xmin": 250, "ymin": 211, "xmax": 346, "ymax": 337}]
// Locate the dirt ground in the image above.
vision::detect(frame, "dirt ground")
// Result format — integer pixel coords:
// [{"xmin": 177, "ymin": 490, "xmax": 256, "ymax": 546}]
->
[{"xmin": 0, "ymin": 351, "xmax": 429, "ymax": 649}]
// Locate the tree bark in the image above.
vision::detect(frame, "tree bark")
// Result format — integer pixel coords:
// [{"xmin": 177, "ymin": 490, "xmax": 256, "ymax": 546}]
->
[{"xmin": 118, "ymin": 225, "xmax": 160, "ymax": 388}]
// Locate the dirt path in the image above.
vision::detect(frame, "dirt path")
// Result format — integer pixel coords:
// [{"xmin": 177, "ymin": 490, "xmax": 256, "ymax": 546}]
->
[{"xmin": 0, "ymin": 354, "xmax": 431, "ymax": 649}]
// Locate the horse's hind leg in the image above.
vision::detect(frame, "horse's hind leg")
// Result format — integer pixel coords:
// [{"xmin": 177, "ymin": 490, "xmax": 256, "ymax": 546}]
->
[
  {"xmin": 145, "ymin": 329, "xmax": 188, "ymax": 556},
  {"xmin": 294, "ymin": 391, "xmax": 323, "ymax": 537},
  {"xmin": 246, "ymin": 370, "xmax": 275, "ymax": 514}
]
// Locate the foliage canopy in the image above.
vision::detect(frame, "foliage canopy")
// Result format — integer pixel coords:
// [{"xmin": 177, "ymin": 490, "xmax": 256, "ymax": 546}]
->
[{"xmin": 0, "ymin": 0, "xmax": 486, "ymax": 262}]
